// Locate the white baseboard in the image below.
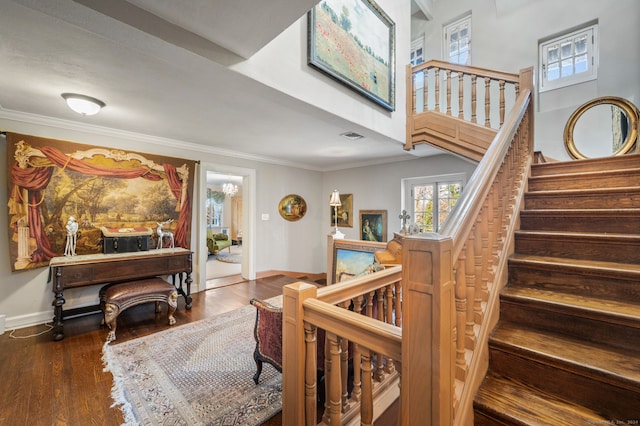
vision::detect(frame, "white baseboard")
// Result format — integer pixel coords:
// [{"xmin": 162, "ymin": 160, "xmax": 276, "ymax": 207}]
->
[{"xmin": 5, "ymin": 310, "xmax": 53, "ymax": 331}]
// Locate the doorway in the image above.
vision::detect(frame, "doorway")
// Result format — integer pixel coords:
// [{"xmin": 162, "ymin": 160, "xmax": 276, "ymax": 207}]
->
[{"xmin": 199, "ymin": 163, "xmax": 256, "ymax": 290}]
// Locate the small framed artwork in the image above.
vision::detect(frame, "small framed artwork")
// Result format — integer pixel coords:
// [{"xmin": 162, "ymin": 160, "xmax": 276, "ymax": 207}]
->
[
  {"xmin": 330, "ymin": 193, "xmax": 353, "ymax": 228},
  {"xmin": 278, "ymin": 194, "xmax": 307, "ymax": 221},
  {"xmin": 360, "ymin": 210, "xmax": 387, "ymax": 242},
  {"xmin": 308, "ymin": 0, "xmax": 396, "ymax": 111}
]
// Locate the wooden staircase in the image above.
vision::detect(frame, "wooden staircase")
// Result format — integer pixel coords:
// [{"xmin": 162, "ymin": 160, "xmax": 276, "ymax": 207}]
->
[{"xmin": 473, "ymin": 154, "xmax": 640, "ymax": 424}]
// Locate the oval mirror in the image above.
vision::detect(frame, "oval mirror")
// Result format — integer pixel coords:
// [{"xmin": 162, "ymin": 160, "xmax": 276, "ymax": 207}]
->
[{"xmin": 564, "ymin": 96, "xmax": 639, "ymax": 160}]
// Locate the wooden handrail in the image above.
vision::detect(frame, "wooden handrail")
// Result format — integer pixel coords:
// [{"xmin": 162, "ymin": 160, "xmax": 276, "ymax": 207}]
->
[
  {"xmin": 441, "ymin": 88, "xmax": 531, "ymax": 260},
  {"xmin": 412, "ymin": 59, "xmax": 520, "ymax": 85}
]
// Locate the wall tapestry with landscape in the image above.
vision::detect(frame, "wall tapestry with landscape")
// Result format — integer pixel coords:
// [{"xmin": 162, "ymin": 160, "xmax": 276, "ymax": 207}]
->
[{"xmin": 5, "ymin": 133, "xmax": 195, "ymax": 271}]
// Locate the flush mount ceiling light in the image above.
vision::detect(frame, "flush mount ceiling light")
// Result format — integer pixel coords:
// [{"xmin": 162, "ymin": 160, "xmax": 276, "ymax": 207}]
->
[
  {"xmin": 340, "ymin": 131, "xmax": 364, "ymax": 141},
  {"xmin": 61, "ymin": 93, "xmax": 106, "ymax": 116}
]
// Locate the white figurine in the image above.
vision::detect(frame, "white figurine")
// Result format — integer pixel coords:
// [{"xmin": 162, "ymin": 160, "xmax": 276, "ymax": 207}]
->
[
  {"xmin": 64, "ymin": 216, "xmax": 78, "ymax": 256},
  {"xmin": 156, "ymin": 219, "xmax": 175, "ymax": 249}
]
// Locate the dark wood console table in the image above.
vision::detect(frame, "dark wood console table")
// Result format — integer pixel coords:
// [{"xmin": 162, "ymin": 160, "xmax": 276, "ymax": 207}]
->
[{"xmin": 49, "ymin": 248, "xmax": 192, "ymax": 341}]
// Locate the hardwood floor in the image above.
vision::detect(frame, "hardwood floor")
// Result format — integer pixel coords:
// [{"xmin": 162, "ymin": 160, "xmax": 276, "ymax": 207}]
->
[{"xmin": 0, "ymin": 274, "xmax": 307, "ymax": 426}]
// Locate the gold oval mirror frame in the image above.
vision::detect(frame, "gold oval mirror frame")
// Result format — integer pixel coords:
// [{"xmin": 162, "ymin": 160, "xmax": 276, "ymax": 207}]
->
[{"xmin": 564, "ymin": 96, "xmax": 639, "ymax": 160}]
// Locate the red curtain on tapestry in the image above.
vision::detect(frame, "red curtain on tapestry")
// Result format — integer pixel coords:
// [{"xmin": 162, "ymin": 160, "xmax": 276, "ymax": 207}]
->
[
  {"xmin": 10, "ymin": 163, "xmax": 57, "ymax": 262},
  {"xmin": 163, "ymin": 164, "xmax": 191, "ymax": 248},
  {"xmin": 10, "ymin": 144, "xmax": 191, "ymax": 263}
]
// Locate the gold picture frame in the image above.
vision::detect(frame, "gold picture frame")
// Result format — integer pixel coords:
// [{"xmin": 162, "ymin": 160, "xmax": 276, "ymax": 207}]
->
[
  {"xmin": 329, "ymin": 193, "xmax": 353, "ymax": 228},
  {"xmin": 278, "ymin": 194, "xmax": 307, "ymax": 222},
  {"xmin": 359, "ymin": 210, "xmax": 387, "ymax": 242}
]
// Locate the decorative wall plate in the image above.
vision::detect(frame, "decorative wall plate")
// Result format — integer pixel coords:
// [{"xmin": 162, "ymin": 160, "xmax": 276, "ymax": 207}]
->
[{"xmin": 278, "ymin": 194, "xmax": 307, "ymax": 221}]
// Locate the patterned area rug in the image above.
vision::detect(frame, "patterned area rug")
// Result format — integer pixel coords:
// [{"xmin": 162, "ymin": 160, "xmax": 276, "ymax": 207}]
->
[
  {"xmin": 217, "ymin": 251, "xmax": 242, "ymax": 263},
  {"xmin": 102, "ymin": 297, "xmax": 282, "ymax": 425}
]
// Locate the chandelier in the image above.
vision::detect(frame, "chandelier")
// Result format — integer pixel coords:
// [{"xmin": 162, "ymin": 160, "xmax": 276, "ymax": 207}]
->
[{"xmin": 222, "ymin": 182, "xmax": 238, "ymax": 198}]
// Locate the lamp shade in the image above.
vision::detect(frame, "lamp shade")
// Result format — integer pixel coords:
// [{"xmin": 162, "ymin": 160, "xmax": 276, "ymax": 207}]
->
[
  {"xmin": 329, "ymin": 190, "xmax": 341, "ymax": 206},
  {"xmin": 61, "ymin": 93, "xmax": 105, "ymax": 116}
]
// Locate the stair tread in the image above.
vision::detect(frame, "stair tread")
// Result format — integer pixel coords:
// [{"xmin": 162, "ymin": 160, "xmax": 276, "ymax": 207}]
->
[
  {"xmin": 491, "ymin": 323, "xmax": 640, "ymax": 387},
  {"xmin": 526, "ymin": 186, "xmax": 640, "ymax": 196},
  {"xmin": 502, "ymin": 286, "xmax": 640, "ymax": 322},
  {"xmin": 515, "ymin": 229, "xmax": 640, "ymax": 240},
  {"xmin": 509, "ymin": 254, "xmax": 640, "ymax": 276},
  {"xmin": 475, "ymin": 374, "xmax": 608, "ymax": 424},
  {"xmin": 521, "ymin": 208, "xmax": 640, "ymax": 215}
]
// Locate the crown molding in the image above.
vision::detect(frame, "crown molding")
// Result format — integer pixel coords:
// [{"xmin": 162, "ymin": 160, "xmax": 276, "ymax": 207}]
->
[{"xmin": 0, "ymin": 107, "xmax": 324, "ymax": 172}]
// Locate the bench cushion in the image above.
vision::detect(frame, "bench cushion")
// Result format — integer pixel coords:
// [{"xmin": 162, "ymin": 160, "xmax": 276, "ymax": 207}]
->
[{"xmin": 100, "ymin": 277, "xmax": 177, "ymax": 342}]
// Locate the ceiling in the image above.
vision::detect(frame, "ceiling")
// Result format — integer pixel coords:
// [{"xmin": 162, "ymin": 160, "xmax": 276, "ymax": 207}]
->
[{"xmin": 0, "ymin": 0, "xmax": 440, "ymax": 172}]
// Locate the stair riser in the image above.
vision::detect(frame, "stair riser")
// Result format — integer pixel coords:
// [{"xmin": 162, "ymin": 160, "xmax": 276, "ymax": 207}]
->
[
  {"xmin": 514, "ymin": 234, "xmax": 640, "ymax": 263},
  {"xmin": 529, "ymin": 173, "xmax": 640, "ymax": 191},
  {"xmin": 524, "ymin": 192, "xmax": 640, "ymax": 209},
  {"xmin": 487, "ymin": 348, "xmax": 640, "ymax": 418},
  {"xmin": 507, "ymin": 263, "xmax": 640, "ymax": 304},
  {"xmin": 520, "ymin": 213, "xmax": 640, "ymax": 234},
  {"xmin": 472, "ymin": 410, "xmax": 513, "ymax": 426},
  {"xmin": 531, "ymin": 155, "xmax": 640, "ymax": 177},
  {"xmin": 500, "ymin": 299, "xmax": 640, "ymax": 352}
]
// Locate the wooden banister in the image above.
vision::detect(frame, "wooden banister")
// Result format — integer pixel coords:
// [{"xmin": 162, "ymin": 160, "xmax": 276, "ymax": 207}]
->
[{"xmin": 282, "ymin": 62, "xmax": 535, "ymax": 425}]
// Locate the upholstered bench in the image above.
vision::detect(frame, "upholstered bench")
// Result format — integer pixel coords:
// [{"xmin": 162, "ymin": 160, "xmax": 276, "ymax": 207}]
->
[{"xmin": 99, "ymin": 277, "xmax": 178, "ymax": 342}]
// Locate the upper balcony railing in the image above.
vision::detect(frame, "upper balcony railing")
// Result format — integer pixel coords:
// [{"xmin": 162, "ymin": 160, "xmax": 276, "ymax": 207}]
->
[{"xmin": 406, "ymin": 60, "xmax": 527, "ymax": 161}]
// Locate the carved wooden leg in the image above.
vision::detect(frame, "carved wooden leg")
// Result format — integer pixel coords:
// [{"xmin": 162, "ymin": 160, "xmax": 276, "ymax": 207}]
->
[
  {"xmin": 253, "ymin": 348, "xmax": 264, "ymax": 384},
  {"xmin": 104, "ymin": 303, "xmax": 120, "ymax": 342}
]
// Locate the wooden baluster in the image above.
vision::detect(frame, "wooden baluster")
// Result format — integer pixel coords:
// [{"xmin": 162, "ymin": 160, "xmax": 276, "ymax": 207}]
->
[
  {"xmin": 385, "ymin": 284, "xmax": 396, "ymax": 374},
  {"xmin": 341, "ymin": 337, "xmax": 350, "ymax": 412},
  {"xmin": 361, "ymin": 349, "xmax": 374, "ymax": 426},
  {"xmin": 304, "ymin": 323, "xmax": 317, "ymax": 426},
  {"xmin": 474, "ymin": 217, "xmax": 485, "ymax": 324},
  {"xmin": 386, "ymin": 284, "xmax": 394, "ymax": 325},
  {"xmin": 351, "ymin": 295, "xmax": 363, "ymax": 402},
  {"xmin": 484, "ymin": 77, "xmax": 491, "ymax": 127},
  {"xmin": 423, "ymin": 69, "xmax": 429, "ymax": 111},
  {"xmin": 412, "ymin": 72, "xmax": 417, "ymax": 114},
  {"xmin": 366, "ymin": 291, "xmax": 375, "ymax": 318},
  {"xmin": 434, "ymin": 67, "xmax": 440, "ymax": 112},
  {"xmin": 445, "ymin": 69, "xmax": 452, "ymax": 115},
  {"xmin": 375, "ymin": 289, "xmax": 385, "ymax": 381},
  {"xmin": 327, "ymin": 332, "xmax": 342, "ymax": 425},
  {"xmin": 322, "ymin": 329, "xmax": 330, "ymax": 425},
  {"xmin": 454, "ymin": 258, "xmax": 467, "ymax": 380},
  {"xmin": 394, "ymin": 281, "xmax": 402, "ymax": 327},
  {"xmin": 464, "ymin": 240, "xmax": 476, "ymax": 348},
  {"xmin": 458, "ymin": 72, "xmax": 465, "ymax": 119},
  {"xmin": 499, "ymin": 79, "xmax": 506, "ymax": 126},
  {"xmin": 471, "ymin": 74, "xmax": 477, "ymax": 124}
]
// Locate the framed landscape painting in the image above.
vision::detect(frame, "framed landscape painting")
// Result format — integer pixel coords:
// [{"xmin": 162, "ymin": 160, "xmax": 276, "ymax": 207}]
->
[{"xmin": 308, "ymin": 0, "xmax": 396, "ymax": 111}]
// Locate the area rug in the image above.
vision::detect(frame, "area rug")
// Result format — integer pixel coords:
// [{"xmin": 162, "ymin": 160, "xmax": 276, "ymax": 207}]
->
[
  {"xmin": 102, "ymin": 297, "xmax": 282, "ymax": 425},
  {"xmin": 217, "ymin": 252, "xmax": 242, "ymax": 264}
]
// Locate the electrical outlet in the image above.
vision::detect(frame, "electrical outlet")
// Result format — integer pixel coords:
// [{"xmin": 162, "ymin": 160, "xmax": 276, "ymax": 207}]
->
[{"xmin": 261, "ymin": 213, "xmax": 269, "ymax": 220}]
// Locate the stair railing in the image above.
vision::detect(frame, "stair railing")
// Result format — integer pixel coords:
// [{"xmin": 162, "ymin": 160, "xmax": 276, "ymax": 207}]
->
[
  {"xmin": 401, "ymin": 66, "xmax": 535, "ymax": 424},
  {"xmin": 406, "ymin": 60, "xmax": 524, "ymax": 161},
  {"xmin": 282, "ymin": 264, "xmax": 403, "ymax": 426}
]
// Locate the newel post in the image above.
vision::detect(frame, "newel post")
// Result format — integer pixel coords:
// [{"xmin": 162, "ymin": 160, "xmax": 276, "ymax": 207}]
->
[
  {"xmin": 401, "ymin": 234, "xmax": 455, "ymax": 425},
  {"xmin": 282, "ymin": 282, "xmax": 318, "ymax": 426}
]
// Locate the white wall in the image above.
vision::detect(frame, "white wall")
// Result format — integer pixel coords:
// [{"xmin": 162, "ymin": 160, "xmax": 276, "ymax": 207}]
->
[
  {"xmin": 231, "ymin": 0, "xmax": 411, "ymax": 146},
  {"xmin": 322, "ymin": 154, "xmax": 477, "ymax": 241},
  {"xmin": 412, "ymin": 0, "xmax": 640, "ymax": 160},
  {"xmin": 0, "ymin": 118, "xmax": 325, "ymax": 329}
]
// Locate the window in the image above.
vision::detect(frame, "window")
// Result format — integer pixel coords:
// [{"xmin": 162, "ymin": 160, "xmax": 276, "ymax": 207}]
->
[
  {"xmin": 206, "ymin": 188, "xmax": 224, "ymax": 228},
  {"xmin": 444, "ymin": 15, "xmax": 471, "ymax": 65},
  {"xmin": 410, "ymin": 36, "xmax": 424, "ymax": 66},
  {"xmin": 539, "ymin": 23, "xmax": 598, "ymax": 92},
  {"xmin": 404, "ymin": 173, "xmax": 464, "ymax": 233}
]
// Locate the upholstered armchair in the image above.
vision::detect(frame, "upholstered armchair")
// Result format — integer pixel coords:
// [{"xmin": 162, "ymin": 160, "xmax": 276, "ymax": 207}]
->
[
  {"xmin": 250, "ymin": 298, "xmax": 357, "ymax": 385},
  {"xmin": 250, "ymin": 298, "xmax": 284, "ymax": 383}
]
